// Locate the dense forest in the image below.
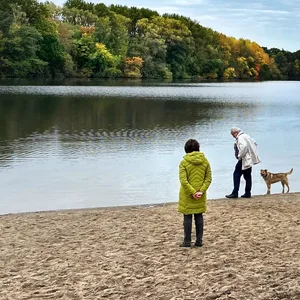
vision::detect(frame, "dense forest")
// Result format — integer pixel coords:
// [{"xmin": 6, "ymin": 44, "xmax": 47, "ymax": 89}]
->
[{"xmin": 0, "ymin": 0, "xmax": 299, "ymax": 80}]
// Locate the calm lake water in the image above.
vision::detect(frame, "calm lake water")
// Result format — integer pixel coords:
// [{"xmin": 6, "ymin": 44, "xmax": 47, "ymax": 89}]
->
[{"xmin": 0, "ymin": 80, "xmax": 299, "ymax": 214}]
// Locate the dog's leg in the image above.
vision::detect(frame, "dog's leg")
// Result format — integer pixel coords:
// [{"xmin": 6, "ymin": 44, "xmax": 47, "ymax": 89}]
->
[
  {"xmin": 266, "ymin": 183, "xmax": 271, "ymax": 194},
  {"xmin": 281, "ymin": 181, "xmax": 285, "ymax": 193},
  {"xmin": 285, "ymin": 179, "xmax": 290, "ymax": 193}
]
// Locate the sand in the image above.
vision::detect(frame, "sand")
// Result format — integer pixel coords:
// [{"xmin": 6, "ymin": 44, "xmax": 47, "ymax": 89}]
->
[{"xmin": 0, "ymin": 193, "xmax": 299, "ymax": 300}]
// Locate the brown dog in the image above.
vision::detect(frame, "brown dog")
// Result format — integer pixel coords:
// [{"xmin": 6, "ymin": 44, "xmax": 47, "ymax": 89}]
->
[{"xmin": 260, "ymin": 168, "xmax": 293, "ymax": 194}]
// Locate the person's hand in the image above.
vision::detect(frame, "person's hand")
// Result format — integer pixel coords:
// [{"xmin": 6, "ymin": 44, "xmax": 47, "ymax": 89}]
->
[{"xmin": 193, "ymin": 191, "xmax": 203, "ymax": 199}]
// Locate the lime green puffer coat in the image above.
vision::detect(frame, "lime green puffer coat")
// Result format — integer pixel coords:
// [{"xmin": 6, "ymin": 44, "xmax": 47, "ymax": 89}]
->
[{"xmin": 178, "ymin": 151, "xmax": 212, "ymax": 215}]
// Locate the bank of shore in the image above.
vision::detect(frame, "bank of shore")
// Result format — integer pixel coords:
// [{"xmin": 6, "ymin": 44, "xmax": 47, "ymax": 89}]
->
[{"xmin": 1, "ymin": 193, "xmax": 299, "ymax": 299}]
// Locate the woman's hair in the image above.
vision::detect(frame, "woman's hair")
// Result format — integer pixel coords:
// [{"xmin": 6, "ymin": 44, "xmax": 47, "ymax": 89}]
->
[{"xmin": 184, "ymin": 139, "xmax": 200, "ymax": 153}]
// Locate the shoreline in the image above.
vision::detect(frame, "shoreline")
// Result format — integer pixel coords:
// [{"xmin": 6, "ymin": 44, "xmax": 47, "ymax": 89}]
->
[
  {"xmin": 1, "ymin": 193, "xmax": 299, "ymax": 299},
  {"xmin": 1, "ymin": 192, "xmax": 300, "ymax": 217}
]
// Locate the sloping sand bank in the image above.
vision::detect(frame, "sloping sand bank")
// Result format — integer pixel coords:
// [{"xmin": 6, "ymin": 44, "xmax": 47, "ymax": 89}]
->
[{"xmin": 1, "ymin": 193, "xmax": 299, "ymax": 299}]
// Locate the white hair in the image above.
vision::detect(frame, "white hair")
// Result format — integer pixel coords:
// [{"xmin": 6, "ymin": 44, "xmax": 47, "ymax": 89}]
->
[{"xmin": 230, "ymin": 127, "xmax": 241, "ymax": 134}]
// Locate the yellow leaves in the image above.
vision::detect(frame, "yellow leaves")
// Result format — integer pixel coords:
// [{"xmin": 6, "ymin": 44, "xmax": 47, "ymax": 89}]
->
[
  {"xmin": 95, "ymin": 42, "xmax": 106, "ymax": 51},
  {"xmin": 223, "ymin": 67, "xmax": 236, "ymax": 79},
  {"xmin": 95, "ymin": 43, "xmax": 113, "ymax": 61},
  {"xmin": 237, "ymin": 56, "xmax": 247, "ymax": 64},
  {"xmin": 247, "ymin": 67, "xmax": 258, "ymax": 77}
]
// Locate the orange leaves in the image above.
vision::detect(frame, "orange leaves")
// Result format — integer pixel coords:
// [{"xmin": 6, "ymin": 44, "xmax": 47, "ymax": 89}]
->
[
  {"xmin": 124, "ymin": 56, "xmax": 144, "ymax": 67},
  {"xmin": 80, "ymin": 25, "xmax": 95, "ymax": 35},
  {"xmin": 124, "ymin": 56, "xmax": 144, "ymax": 77}
]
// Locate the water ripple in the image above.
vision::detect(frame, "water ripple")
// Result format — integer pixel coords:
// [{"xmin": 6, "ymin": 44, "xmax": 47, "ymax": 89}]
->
[{"xmin": 0, "ymin": 83, "xmax": 296, "ymax": 104}]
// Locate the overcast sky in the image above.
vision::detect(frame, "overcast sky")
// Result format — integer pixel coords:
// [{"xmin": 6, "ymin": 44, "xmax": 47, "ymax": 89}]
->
[{"xmin": 41, "ymin": 0, "xmax": 300, "ymax": 51}]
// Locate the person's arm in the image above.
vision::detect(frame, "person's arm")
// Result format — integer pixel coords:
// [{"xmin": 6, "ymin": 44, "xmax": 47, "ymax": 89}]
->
[
  {"xmin": 179, "ymin": 163, "xmax": 197, "ymax": 196},
  {"xmin": 199, "ymin": 162, "xmax": 212, "ymax": 193}
]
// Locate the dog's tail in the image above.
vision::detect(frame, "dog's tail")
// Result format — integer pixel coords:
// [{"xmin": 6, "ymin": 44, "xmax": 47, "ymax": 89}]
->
[{"xmin": 286, "ymin": 168, "xmax": 293, "ymax": 175}]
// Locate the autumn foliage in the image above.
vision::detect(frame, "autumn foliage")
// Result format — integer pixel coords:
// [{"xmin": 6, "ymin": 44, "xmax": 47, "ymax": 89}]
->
[
  {"xmin": 124, "ymin": 57, "xmax": 144, "ymax": 77},
  {"xmin": 0, "ymin": 0, "xmax": 298, "ymax": 79}
]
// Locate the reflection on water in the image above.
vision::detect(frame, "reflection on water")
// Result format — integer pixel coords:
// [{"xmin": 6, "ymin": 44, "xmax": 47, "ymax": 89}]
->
[{"xmin": 0, "ymin": 81, "xmax": 299, "ymax": 214}]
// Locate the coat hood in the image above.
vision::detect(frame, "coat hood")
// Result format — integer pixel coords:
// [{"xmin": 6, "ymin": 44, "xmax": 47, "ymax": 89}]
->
[{"xmin": 183, "ymin": 151, "xmax": 206, "ymax": 165}]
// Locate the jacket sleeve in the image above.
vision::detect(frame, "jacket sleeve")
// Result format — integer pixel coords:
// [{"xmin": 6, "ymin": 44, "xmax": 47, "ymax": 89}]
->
[
  {"xmin": 237, "ymin": 136, "xmax": 248, "ymax": 159},
  {"xmin": 200, "ymin": 162, "xmax": 212, "ymax": 193},
  {"xmin": 179, "ymin": 162, "xmax": 197, "ymax": 195}
]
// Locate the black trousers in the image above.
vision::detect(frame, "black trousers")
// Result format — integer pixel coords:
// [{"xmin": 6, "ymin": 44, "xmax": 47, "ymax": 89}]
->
[
  {"xmin": 232, "ymin": 160, "xmax": 252, "ymax": 196},
  {"xmin": 183, "ymin": 213, "xmax": 203, "ymax": 245}
]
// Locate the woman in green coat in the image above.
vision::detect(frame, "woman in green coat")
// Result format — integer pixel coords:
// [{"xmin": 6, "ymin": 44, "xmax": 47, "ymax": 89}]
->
[{"xmin": 178, "ymin": 139, "xmax": 212, "ymax": 247}]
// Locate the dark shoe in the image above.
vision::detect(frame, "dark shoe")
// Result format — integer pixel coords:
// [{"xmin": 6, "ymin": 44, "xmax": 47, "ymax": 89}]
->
[
  {"xmin": 179, "ymin": 242, "xmax": 191, "ymax": 248},
  {"xmin": 241, "ymin": 194, "xmax": 251, "ymax": 198},
  {"xmin": 225, "ymin": 193, "xmax": 238, "ymax": 198},
  {"xmin": 193, "ymin": 243, "xmax": 203, "ymax": 248}
]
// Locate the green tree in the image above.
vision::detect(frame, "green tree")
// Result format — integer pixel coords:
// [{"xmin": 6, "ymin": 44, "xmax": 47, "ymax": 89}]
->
[
  {"xmin": 0, "ymin": 0, "xmax": 49, "ymax": 24},
  {"xmin": 36, "ymin": 18, "xmax": 66, "ymax": 77},
  {"xmin": 203, "ymin": 59, "xmax": 223, "ymax": 79},
  {"xmin": 88, "ymin": 42, "xmax": 117, "ymax": 76},
  {"xmin": 109, "ymin": 5, "xmax": 159, "ymax": 36},
  {"xmin": 135, "ymin": 16, "xmax": 195, "ymax": 78},
  {"xmin": 129, "ymin": 18, "xmax": 169, "ymax": 78},
  {"xmin": 275, "ymin": 52, "xmax": 289, "ymax": 77},
  {"xmin": 0, "ymin": 11, "xmax": 13, "ymax": 35},
  {"xmin": 106, "ymin": 13, "xmax": 129, "ymax": 57},
  {"xmin": 62, "ymin": 7, "xmax": 98, "ymax": 26},
  {"xmin": 64, "ymin": 0, "xmax": 94, "ymax": 11},
  {"xmin": 0, "ymin": 25, "xmax": 46, "ymax": 77},
  {"xmin": 94, "ymin": 17, "xmax": 111, "ymax": 46},
  {"xmin": 94, "ymin": 3, "xmax": 110, "ymax": 17},
  {"xmin": 71, "ymin": 32, "xmax": 95, "ymax": 76}
]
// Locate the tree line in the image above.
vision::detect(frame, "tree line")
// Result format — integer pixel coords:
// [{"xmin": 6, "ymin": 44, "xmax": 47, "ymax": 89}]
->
[{"xmin": 0, "ymin": 0, "xmax": 299, "ymax": 80}]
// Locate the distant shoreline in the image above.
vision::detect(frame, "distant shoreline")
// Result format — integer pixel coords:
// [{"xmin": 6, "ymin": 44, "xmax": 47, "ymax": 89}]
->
[
  {"xmin": 2, "ymin": 192, "xmax": 299, "ymax": 217},
  {"xmin": 1, "ymin": 77, "xmax": 299, "ymax": 83}
]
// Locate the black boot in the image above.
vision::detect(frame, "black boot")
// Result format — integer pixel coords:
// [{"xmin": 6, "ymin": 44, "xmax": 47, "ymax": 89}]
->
[
  {"xmin": 226, "ymin": 193, "xmax": 238, "ymax": 198},
  {"xmin": 241, "ymin": 194, "xmax": 251, "ymax": 198},
  {"xmin": 194, "ymin": 213, "xmax": 203, "ymax": 247},
  {"xmin": 181, "ymin": 214, "xmax": 192, "ymax": 247}
]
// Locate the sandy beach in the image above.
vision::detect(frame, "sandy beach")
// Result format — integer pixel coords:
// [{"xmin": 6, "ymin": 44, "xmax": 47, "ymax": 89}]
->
[{"xmin": 0, "ymin": 193, "xmax": 299, "ymax": 300}]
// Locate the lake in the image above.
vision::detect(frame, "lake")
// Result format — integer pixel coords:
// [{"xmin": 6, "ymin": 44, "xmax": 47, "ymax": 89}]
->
[{"xmin": 0, "ymin": 80, "xmax": 299, "ymax": 214}]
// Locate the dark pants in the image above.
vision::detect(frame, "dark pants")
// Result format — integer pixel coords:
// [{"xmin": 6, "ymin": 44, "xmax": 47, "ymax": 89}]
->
[
  {"xmin": 232, "ymin": 160, "xmax": 252, "ymax": 196},
  {"xmin": 183, "ymin": 213, "xmax": 203, "ymax": 245}
]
